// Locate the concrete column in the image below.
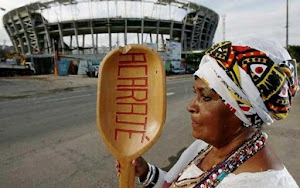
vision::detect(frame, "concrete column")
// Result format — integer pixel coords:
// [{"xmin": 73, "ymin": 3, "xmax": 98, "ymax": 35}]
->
[
  {"xmin": 180, "ymin": 24, "xmax": 186, "ymax": 51},
  {"xmin": 90, "ymin": 20, "xmax": 96, "ymax": 54},
  {"xmin": 124, "ymin": 19, "xmax": 127, "ymax": 45},
  {"xmin": 38, "ymin": 3, "xmax": 52, "ymax": 53},
  {"xmin": 107, "ymin": 19, "xmax": 112, "ymax": 50},
  {"xmin": 156, "ymin": 20, "xmax": 160, "ymax": 45},
  {"xmin": 181, "ymin": 16, "xmax": 187, "ymax": 51},
  {"xmin": 204, "ymin": 20, "xmax": 212, "ymax": 48},
  {"xmin": 207, "ymin": 14, "xmax": 216, "ymax": 48},
  {"xmin": 57, "ymin": 22, "xmax": 65, "ymax": 54},
  {"xmin": 169, "ymin": 20, "xmax": 174, "ymax": 40},
  {"xmin": 141, "ymin": 19, "xmax": 144, "ymax": 44},
  {"xmin": 150, "ymin": 33, "xmax": 153, "ymax": 43},
  {"xmin": 9, "ymin": 13, "xmax": 25, "ymax": 54},
  {"xmin": 25, "ymin": 6, "xmax": 41, "ymax": 52},
  {"xmin": 208, "ymin": 20, "xmax": 217, "ymax": 48},
  {"xmin": 4, "ymin": 24, "xmax": 19, "ymax": 53},
  {"xmin": 73, "ymin": 21, "xmax": 79, "ymax": 54},
  {"xmin": 70, "ymin": 35, "xmax": 72, "ymax": 48},
  {"xmin": 16, "ymin": 11, "xmax": 32, "ymax": 54},
  {"xmin": 82, "ymin": 34, "xmax": 85, "ymax": 54},
  {"xmin": 42, "ymin": 22, "xmax": 51, "ymax": 53},
  {"xmin": 184, "ymin": 33, "xmax": 187, "ymax": 51},
  {"xmin": 96, "ymin": 34, "xmax": 98, "ymax": 53},
  {"xmin": 190, "ymin": 22, "xmax": 196, "ymax": 50},
  {"xmin": 199, "ymin": 11, "xmax": 208, "ymax": 49}
]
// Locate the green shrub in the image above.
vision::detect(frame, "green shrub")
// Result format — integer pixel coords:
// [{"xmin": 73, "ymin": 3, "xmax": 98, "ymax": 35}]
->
[{"xmin": 288, "ymin": 46, "xmax": 300, "ymax": 75}]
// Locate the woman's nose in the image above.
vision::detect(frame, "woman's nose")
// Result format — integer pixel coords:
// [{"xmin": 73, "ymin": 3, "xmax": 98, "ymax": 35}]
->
[{"xmin": 187, "ymin": 98, "xmax": 197, "ymax": 113}]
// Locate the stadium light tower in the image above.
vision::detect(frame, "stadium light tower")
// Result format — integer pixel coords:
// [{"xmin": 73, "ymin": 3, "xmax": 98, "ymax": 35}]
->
[
  {"xmin": 222, "ymin": 14, "xmax": 226, "ymax": 41},
  {"xmin": 286, "ymin": 0, "xmax": 289, "ymax": 49}
]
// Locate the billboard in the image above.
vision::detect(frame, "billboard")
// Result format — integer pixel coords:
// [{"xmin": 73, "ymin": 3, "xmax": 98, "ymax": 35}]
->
[{"xmin": 166, "ymin": 40, "xmax": 181, "ymax": 61}]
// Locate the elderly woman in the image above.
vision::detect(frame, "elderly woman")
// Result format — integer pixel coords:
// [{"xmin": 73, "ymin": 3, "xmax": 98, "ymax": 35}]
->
[{"xmin": 116, "ymin": 39, "xmax": 299, "ymax": 187}]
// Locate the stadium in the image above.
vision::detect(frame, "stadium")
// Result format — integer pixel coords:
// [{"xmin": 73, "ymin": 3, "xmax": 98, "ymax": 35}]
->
[{"xmin": 2, "ymin": 0, "xmax": 219, "ymax": 74}]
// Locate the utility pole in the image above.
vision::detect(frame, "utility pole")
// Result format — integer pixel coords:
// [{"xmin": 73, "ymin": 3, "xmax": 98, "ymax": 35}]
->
[
  {"xmin": 222, "ymin": 14, "xmax": 226, "ymax": 41},
  {"xmin": 286, "ymin": 0, "xmax": 289, "ymax": 49}
]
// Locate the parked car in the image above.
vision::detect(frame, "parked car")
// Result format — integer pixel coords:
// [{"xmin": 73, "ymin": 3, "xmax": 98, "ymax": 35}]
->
[
  {"xmin": 185, "ymin": 68, "xmax": 195, "ymax": 74},
  {"xmin": 172, "ymin": 68, "xmax": 186, "ymax": 75}
]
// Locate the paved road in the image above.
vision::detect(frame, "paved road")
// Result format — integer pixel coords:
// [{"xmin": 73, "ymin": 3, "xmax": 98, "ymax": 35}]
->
[
  {"xmin": 0, "ymin": 77, "xmax": 299, "ymax": 187},
  {"xmin": 0, "ymin": 78, "xmax": 195, "ymax": 187}
]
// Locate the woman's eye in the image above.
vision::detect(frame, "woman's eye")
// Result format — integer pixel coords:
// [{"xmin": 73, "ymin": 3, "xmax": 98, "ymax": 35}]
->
[{"xmin": 202, "ymin": 96, "xmax": 212, "ymax": 101}]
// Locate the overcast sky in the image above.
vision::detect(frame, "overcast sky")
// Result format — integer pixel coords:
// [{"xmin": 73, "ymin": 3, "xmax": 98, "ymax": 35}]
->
[{"xmin": 0, "ymin": 0, "xmax": 299, "ymax": 48}]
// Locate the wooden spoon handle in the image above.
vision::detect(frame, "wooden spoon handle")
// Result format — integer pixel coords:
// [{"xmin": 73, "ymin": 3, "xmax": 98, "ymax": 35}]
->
[{"xmin": 119, "ymin": 159, "xmax": 136, "ymax": 188}]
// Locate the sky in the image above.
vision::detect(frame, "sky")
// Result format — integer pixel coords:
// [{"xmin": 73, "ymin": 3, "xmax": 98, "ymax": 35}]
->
[
  {"xmin": 0, "ymin": 0, "xmax": 299, "ymax": 48},
  {"xmin": 199, "ymin": 0, "xmax": 300, "ymax": 47}
]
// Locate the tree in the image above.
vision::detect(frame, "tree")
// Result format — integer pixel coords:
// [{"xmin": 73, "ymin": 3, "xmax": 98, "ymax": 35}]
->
[
  {"xmin": 185, "ymin": 52, "xmax": 205, "ymax": 70},
  {"xmin": 288, "ymin": 45, "xmax": 300, "ymax": 61},
  {"xmin": 288, "ymin": 45, "xmax": 300, "ymax": 74}
]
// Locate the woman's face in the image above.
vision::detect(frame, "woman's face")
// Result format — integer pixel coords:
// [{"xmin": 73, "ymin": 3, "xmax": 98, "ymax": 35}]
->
[{"xmin": 187, "ymin": 78, "xmax": 242, "ymax": 147}]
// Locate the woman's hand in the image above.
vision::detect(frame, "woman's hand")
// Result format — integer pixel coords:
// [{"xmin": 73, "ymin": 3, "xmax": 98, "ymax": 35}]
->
[{"xmin": 115, "ymin": 157, "xmax": 149, "ymax": 180}]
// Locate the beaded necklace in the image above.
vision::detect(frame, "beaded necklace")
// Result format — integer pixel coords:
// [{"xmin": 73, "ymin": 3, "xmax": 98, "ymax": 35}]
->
[{"xmin": 173, "ymin": 130, "xmax": 267, "ymax": 188}]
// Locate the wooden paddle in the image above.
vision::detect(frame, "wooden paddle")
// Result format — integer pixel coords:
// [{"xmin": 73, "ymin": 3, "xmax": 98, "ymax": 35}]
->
[{"xmin": 97, "ymin": 44, "xmax": 166, "ymax": 188}]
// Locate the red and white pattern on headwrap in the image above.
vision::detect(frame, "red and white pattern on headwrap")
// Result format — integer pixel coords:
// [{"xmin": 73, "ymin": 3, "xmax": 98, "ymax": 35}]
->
[{"xmin": 194, "ymin": 39, "xmax": 298, "ymax": 127}]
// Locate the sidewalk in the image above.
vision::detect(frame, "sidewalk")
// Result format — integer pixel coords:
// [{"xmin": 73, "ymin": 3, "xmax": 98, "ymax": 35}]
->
[{"xmin": 0, "ymin": 74, "xmax": 193, "ymax": 101}]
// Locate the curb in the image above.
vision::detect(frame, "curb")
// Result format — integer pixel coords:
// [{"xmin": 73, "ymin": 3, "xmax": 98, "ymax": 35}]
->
[
  {"xmin": 166, "ymin": 74, "xmax": 193, "ymax": 81},
  {"xmin": 0, "ymin": 74, "xmax": 194, "ymax": 101}
]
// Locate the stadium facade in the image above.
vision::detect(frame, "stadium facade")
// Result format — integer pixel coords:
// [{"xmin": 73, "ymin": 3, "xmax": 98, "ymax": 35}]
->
[{"xmin": 3, "ymin": 0, "xmax": 219, "ymax": 57}]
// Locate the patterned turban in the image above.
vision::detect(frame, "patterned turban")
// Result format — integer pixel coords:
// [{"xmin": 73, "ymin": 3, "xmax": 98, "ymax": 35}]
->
[{"xmin": 194, "ymin": 39, "xmax": 298, "ymax": 127}]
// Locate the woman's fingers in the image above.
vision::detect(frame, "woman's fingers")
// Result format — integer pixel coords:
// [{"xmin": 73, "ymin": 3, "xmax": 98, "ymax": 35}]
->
[
  {"xmin": 116, "ymin": 157, "xmax": 149, "ymax": 178},
  {"xmin": 115, "ymin": 160, "xmax": 120, "ymax": 176},
  {"xmin": 133, "ymin": 157, "xmax": 149, "ymax": 178},
  {"xmin": 132, "ymin": 157, "xmax": 144, "ymax": 166}
]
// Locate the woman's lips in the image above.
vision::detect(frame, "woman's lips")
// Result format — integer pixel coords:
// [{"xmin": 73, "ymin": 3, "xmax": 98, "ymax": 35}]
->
[{"xmin": 191, "ymin": 121, "xmax": 200, "ymax": 128}]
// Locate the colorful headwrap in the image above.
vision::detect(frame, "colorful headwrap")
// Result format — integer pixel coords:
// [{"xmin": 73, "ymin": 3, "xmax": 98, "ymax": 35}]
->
[{"xmin": 194, "ymin": 39, "xmax": 298, "ymax": 127}]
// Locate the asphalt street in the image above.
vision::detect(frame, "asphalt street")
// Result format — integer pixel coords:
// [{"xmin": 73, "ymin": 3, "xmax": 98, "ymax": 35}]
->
[
  {"xmin": 0, "ymin": 77, "xmax": 195, "ymax": 187},
  {"xmin": 0, "ymin": 77, "xmax": 299, "ymax": 187}
]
